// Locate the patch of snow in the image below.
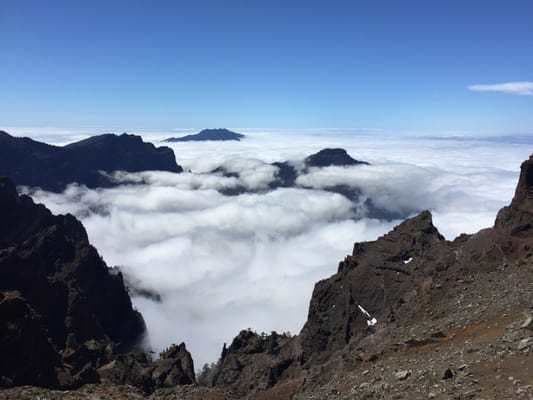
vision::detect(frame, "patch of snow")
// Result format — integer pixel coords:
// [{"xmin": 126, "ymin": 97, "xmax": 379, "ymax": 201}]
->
[
  {"xmin": 403, "ymin": 257, "xmax": 413, "ymax": 264},
  {"xmin": 358, "ymin": 304, "xmax": 378, "ymax": 326}
]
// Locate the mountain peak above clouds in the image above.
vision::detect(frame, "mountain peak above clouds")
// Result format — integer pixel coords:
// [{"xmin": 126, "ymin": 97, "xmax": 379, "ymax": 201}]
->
[
  {"xmin": 304, "ymin": 148, "xmax": 370, "ymax": 168},
  {"xmin": 164, "ymin": 128, "xmax": 245, "ymax": 142},
  {"xmin": 0, "ymin": 131, "xmax": 182, "ymax": 192}
]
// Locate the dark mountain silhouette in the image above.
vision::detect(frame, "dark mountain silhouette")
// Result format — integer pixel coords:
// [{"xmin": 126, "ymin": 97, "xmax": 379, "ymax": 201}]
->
[
  {"xmin": 164, "ymin": 128, "xmax": 245, "ymax": 142},
  {"xmin": 0, "ymin": 131, "xmax": 182, "ymax": 192},
  {"xmin": 304, "ymin": 148, "xmax": 369, "ymax": 168},
  {"xmin": 0, "ymin": 178, "xmax": 194, "ymax": 392},
  {"xmin": 0, "ymin": 177, "xmax": 145, "ymax": 388},
  {"xmin": 210, "ymin": 148, "xmax": 369, "ymax": 191}
]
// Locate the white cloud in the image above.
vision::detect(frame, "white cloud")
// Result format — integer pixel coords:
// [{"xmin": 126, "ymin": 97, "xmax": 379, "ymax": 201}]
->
[
  {"xmin": 25, "ymin": 131, "xmax": 530, "ymax": 367},
  {"xmin": 468, "ymin": 81, "xmax": 533, "ymax": 96}
]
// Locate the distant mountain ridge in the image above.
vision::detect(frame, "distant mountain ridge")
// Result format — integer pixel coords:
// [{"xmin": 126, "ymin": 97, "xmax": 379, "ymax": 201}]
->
[
  {"xmin": 164, "ymin": 128, "xmax": 245, "ymax": 142},
  {"xmin": 304, "ymin": 148, "xmax": 369, "ymax": 168},
  {"xmin": 0, "ymin": 131, "xmax": 182, "ymax": 192}
]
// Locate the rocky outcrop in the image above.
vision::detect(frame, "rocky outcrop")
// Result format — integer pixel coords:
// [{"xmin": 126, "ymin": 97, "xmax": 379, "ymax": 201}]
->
[
  {"xmin": 204, "ymin": 330, "xmax": 301, "ymax": 397},
  {"xmin": 495, "ymin": 154, "xmax": 533, "ymax": 235},
  {"xmin": 97, "ymin": 343, "xmax": 195, "ymax": 393},
  {"xmin": 0, "ymin": 131, "xmax": 182, "ymax": 192},
  {"xmin": 164, "ymin": 128, "xmax": 245, "ymax": 142},
  {"xmin": 0, "ymin": 177, "xmax": 146, "ymax": 388},
  {"xmin": 300, "ymin": 210, "xmax": 449, "ymax": 362}
]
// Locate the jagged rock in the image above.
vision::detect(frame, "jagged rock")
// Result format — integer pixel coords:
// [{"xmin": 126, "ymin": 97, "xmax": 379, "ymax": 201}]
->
[
  {"xmin": 0, "ymin": 131, "xmax": 182, "ymax": 192},
  {"xmin": 300, "ymin": 210, "xmax": 447, "ymax": 361},
  {"xmin": 97, "ymin": 343, "xmax": 195, "ymax": 393},
  {"xmin": 495, "ymin": 154, "xmax": 533, "ymax": 234},
  {"xmin": 206, "ymin": 330, "xmax": 300, "ymax": 397},
  {"xmin": 394, "ymin": 370, "xmax": 410, "ymax": 380},
  {"xmin": 149, "ymin": 343, "xmax": 196, "ymax": 387},
  {"xmin": 0, "ymin": 177, "xmax": 145, "ymax": 388}
]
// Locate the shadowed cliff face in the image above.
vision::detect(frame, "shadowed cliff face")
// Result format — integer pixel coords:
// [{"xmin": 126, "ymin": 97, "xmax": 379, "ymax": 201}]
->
[
  {"xmin": 495, "ymin": 154, "xmax": 533, "ymax": 234},
  {"xmin": 299, "ymin": 153, "xmax": 533, "ymax": 363},
  {"xmin": 299, "ymin": 210, "xmax": 448, "ymax": 362},
  {"xmin": 0, "ymin": 131, "xmax": 182, "ymax": 192},
  {"xmin": 0, "ymin": 177, "xmax": 146, "ymax": 388}
]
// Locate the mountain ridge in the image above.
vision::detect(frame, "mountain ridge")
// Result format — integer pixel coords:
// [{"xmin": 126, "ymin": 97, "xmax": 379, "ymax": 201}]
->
[
  {"xmin": 0, "ymin": 131, "xmax": 182, "ymax": 192},
  {"xmin": 164, "ymin": 128, "xmax": 245, "ymax": 142}
]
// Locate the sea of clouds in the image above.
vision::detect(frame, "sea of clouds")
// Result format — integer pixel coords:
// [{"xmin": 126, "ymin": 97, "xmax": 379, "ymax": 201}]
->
[{"xmin": 21, "ymin": 129, "xmax": 531, "ymax": 367}]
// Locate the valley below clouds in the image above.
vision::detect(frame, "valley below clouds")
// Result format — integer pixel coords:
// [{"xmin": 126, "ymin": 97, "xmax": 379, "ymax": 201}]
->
[{"xmin": 23, "ymin": 130, "xmax": 532, "ymax": 367}]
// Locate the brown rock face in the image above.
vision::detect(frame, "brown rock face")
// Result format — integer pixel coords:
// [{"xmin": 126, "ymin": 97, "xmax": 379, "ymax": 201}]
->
[
  {"xmin": 300, "ymin": 210, "xmax": 448, "ymax": 362},
  {"xmin": 297, "ymin": 154, "xmax": 533, "ymax": 366},
  {"xmin": 496, "ymin": 154, "xmax": 533, "ymax": 234},
  {"xmin": 204, "ymin": 330, "xmax": 301, "ymax": 397},
  {"xmin": 149, "ymin": 343, "xmax": 196, "ymax": 387},
  {"xmin": 0, "ymin": 177, "xmax": 146, "ymax": 388},
  {"xmin": 97, "ymin": 343, "xmax": 196, "ymax": 393}
]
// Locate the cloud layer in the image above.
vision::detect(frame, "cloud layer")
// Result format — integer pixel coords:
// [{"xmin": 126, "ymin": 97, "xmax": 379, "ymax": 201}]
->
[
  {"xmin": 468, "ymin": 81, "xmax": 533, "ymax": 96},
  {"xmin": 26, "ymin": 131, "xmax": 530, "ymax": 367}
]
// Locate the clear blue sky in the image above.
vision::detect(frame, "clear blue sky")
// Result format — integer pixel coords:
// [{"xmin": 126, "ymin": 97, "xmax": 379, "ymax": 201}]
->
[{"xmin": 1, "ymin": 0, "xmax": 532, "ymax": 134}]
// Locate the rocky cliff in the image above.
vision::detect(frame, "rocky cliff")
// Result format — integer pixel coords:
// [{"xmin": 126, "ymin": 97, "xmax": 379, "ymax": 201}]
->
[
  {"xmin": 0, "ymin": 131, "xmax": 182, "ymax": 192},
  {"xmin": 0, "ymin": 177, "xmax": 146, "ymax": 387},
  {"xmin": 0, "ymin": 177, "xmax": 195, "ymax": 393}
]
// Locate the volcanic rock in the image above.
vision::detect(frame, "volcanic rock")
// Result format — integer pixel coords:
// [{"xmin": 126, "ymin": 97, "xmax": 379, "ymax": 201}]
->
[
  {"xmin": 495, "ymin": 154, "xmax": 533, "ymax": 234},
  {"xmin": 0, "ymin": 177, "xmax": 145, "ymax": 388},
  {"xmin": 0, "ymin": 291, "xmax": 64, "ymax": 388},
  {"xmin": 205, "ymin": 330, "xmax": 301, "ymax": 397},
  {"xmin": 300, "ymin": 210, "xmax": 447, "ymax": 361},
  {"xmin": 97, "ymin": 343, "xmax": 195, "ymax": 393}
]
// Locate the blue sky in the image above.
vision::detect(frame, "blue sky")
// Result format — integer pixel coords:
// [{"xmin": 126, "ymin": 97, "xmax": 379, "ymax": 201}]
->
[{"xmin": 1, "ymin": 0, "xmax": 532, "ymax": 134}]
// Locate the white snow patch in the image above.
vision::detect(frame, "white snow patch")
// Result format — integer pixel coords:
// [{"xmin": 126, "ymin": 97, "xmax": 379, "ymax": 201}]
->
[{"xmin": 358, "ymin": 304, "xmax": 378, "ymax": 326}]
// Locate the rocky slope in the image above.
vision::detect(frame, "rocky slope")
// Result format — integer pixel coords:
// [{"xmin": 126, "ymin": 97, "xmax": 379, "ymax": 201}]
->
[
  {"xmin": 164, "ymin": 129, "xmax": 245, "ymax": 142},
  {"xmin": 0, "ymin": 177, "xmax": 194, "ymax": 393},
  {"xmin": 0, "ymin": 131, "xmax": 182, "ymax": 192},
  {"xmin": 1, "ymin": 155, "xmax": 532, "ymax": 399},
  {"xmin": 198, "ymin": 154, "xmax": 533, "ymax": 399}
]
